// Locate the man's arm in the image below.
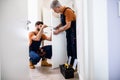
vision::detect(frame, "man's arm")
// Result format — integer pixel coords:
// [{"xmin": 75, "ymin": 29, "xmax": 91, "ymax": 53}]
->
[
  {"xmin": 54, "ymin": 8, "xmax": 75, "ymax": 34},
  {"xmin": 42, "ymin": 32, "xmax": 52, "ymax": 41},
  {"xmin": 28, "ymin": 30, "xmax": 43, "ymax": 45},
  {"xmin": 54, "ymin": 21, "xmax": 71, "ymax": 34},
  {"xmin": 31, "ymin": 25, "xmax": 47, "ymax": 41},
  {"xmin": 54, "ymin": 23, "xmax": 62, "ymax": 30},
  {"xmin": 47, "ymin": 32, "xmax": 52, "ymax": 41}
]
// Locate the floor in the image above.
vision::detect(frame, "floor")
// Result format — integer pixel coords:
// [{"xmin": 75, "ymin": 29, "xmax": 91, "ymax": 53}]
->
[{"xmin": 29, "ymin": 60, "xmax": 79, "ymax": 80}]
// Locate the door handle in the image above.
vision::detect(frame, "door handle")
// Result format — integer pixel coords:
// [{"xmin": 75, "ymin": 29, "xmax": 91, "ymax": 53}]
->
[
  {"xmin": 26, "ymin": 20, "xmax": 31, "ymax": 31},
  {"xmin": 27, "ymin": 20, "xmax": 31, "ymax": 25}
]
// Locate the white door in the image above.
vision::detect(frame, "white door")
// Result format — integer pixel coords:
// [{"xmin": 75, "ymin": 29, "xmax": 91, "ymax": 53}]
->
[
  {"xmin": 41, "ymin": 0, "xmax": 68, "ymax": 68},
  {"xmin": 0, "ymin": 0, "xmax": 29, "ymax": 80},
  {"xmin": 51, "ymin": 12, "xmax": 68, "ymax": 68},
  {"xmin": 28, "ymin": 0, "xmax": 38, "ymax": 32}
]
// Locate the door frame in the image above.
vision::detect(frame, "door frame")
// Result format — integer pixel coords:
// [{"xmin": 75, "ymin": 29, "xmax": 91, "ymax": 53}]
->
[{"xmin": 76, "ymin": 0, "xmax": 109, "ymax": 80}]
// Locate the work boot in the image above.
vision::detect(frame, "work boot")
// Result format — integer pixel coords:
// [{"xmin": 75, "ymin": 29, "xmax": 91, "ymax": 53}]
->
[
  {"xmin": 70, "ymin": 64, "xmax": 77, "ymax": 72},
  {"xmin": 41, "ymin": 59, "xmax": 52, "ymax": 67},
  {"xmin": 29, "ymin": 61, "xmax": 35, "ymax": 69},
  {"xmin": 74, "ymin": 67, "xmax": 77, "ymax": 72},
  {"xmin": 74, "ymin": 65, "xmax": 77, "ymax": 72}
]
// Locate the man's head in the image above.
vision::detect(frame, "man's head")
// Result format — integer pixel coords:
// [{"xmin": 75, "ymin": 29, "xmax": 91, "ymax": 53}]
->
[
  {"xmin": 50, "ymin": 0, "xmax": 61, "ymax": 13},
  {"xmin": 35, "ymin": 21, "xmax": 43, "ymax": 31}
]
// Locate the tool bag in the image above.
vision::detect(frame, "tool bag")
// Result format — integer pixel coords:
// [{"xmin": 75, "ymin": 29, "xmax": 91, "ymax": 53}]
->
[{"xmin": 59, "ymin": 56, "xmax": 77, "ymax": 79}]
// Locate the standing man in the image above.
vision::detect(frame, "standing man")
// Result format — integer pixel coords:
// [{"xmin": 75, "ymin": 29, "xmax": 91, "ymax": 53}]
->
[
  {"xmin": 50, "ymin": 0, "xmax": 77, "ymax": 66},
  {"xmin": 28, "ymin": 21, "xmax": 52, "ymax": 69}
]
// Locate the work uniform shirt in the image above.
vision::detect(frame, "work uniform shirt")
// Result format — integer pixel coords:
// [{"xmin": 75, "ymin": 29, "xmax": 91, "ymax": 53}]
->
[{"xmin": 60, "ymin": 6, "xmax": 76, "ymax": 23}]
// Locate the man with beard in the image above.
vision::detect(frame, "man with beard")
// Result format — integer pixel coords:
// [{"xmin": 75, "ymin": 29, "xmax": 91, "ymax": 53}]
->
[{"xmin": 28, "ymin": 21, "xmax": 52, "ymax": 69}]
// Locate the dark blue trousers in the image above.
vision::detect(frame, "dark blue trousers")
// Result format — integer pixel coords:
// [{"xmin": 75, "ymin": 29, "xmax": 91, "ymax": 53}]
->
[
  {"xmin": 29, "ymin": 45, "xmax": 52, "ymax": 65},
  {"xmin": 66, "ymin": 21, "xmax": 77, "ymax": 65}
]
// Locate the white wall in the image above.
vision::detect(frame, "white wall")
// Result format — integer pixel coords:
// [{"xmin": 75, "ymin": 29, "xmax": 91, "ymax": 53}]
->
[
  {"xmin": 92, "ymin": 0, "xmax": 108, "ymax": 79},
  {"xmin": 74, "ymin": 0, "xmax": 85, "ymax": 79},
  {"xmin": 87, "ymin": 0, "xmax": 109, "ymax": 80},
  {"xmin": 37, "ymin": 0, "xmax": 43, "ymax": 21},
  {"xmin": 28, "ymin": 0, "xmax": 38, "ymax": 31},
  {"xmin": 0, "ymin": 57, "xmax": 1, "ymax": 80},
  {"xmin": 59, "ymin": 0, "xmax": 74, "ymax": 9},
  {"xmin": 108, "ymin": 0, "xmax": 120, "ymax": 80},
  {"xmin": 0, "ymin": 0, "xmax": 29, "ymax": 80},
  {"xmin": 76, "ymin": 0, "xmax": 109, "ymax": 80}
]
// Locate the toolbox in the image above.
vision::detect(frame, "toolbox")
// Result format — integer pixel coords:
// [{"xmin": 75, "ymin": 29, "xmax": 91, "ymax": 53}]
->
[{"xmin": 59, "ymin": 64, "xmax": 74, "ymax": 79}]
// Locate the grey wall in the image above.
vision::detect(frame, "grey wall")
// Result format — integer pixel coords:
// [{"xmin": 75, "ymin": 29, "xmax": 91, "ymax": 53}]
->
[{"xmin": 108, "ymin": 0, "xmax": 120, "ymax": 80}]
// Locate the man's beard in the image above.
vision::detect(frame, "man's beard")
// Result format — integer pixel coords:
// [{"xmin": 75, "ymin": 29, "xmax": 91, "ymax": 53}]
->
[{"xmin": 37, "ymin": 28, "xmax": 40, "ymax": 31}]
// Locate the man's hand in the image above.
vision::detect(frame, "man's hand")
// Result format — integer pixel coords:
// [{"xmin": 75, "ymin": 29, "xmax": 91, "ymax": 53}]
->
[
  {"xmin": 54, "ymin": 26, "xmax": 60, "ymax": 30},
  {"xmin": 54, "ymin": 23, "xmax": 62, "ymax": 30},
  {"xmin": 54, "ymin": 27, "xmax": 65, "ymax": 35},
  {"xmin": 41, "ymin": 25, "xmax": 48, "ymax": 29},
  {"xmin": 53, "ymin": 29, "xmax": 60, "ymax": 35},
  {"xmin": 38, "ymin": 48, "xmax": 46, "ymax": 57}
]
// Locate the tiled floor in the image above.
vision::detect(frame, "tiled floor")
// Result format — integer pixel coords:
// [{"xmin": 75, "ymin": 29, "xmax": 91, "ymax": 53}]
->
[{"xmin": 29, "ymin": 60, "xmax": 79, "ymax": 80}]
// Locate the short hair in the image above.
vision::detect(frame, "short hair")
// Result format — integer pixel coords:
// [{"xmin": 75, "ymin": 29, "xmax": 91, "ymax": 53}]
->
[
  {"xmin": 35, "ymin": 21, "xmax": 43, "ymax": 26},
  {"xmin": 50, "ymin": 0, "xmax": 61, "ymax": 9}
]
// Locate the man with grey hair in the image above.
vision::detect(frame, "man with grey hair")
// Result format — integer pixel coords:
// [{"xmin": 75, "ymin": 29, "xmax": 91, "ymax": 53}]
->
[
  {"xmin": 50, "ymin": 0, "xmax": 77, "ymax": 66},
  {"xmin": 50, "ymin": 0, "xmax": 61, "ymax": 9}
]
